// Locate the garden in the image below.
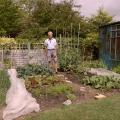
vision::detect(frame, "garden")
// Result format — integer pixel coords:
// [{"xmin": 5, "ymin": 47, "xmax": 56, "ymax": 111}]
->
[
  {"xmin": 0, "ymin": 0, "xmax": 120, "ymax": 120},
  {"xmin": 1, "ymin": 39, "xmax": 120, "ymax": 119}
]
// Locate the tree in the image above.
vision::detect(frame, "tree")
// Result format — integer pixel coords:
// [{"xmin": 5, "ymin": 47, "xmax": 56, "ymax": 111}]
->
[
  {"xmin": 17, "ymin": 0, "xmax": 86, "ymax": 40},
  {"xmin": 89, "ymin": 8, "xmax": 113, "ymax": 32},
  {"xmin": 0, "ymin": 0, "xmax": 22, "ymax": 37}
]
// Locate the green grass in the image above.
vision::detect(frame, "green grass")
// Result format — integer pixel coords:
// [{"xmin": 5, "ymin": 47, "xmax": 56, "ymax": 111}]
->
[
  {"xmin": 25, "ymin": 95, "xmax": 120, "ymax": 120},
  {"xmin": 0, "ymin": 70, "xmax": 10, "ymax": 106}
]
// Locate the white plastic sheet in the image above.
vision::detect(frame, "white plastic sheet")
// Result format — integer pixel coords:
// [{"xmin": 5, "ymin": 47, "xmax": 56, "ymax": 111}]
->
[{"xmin": 3, "ymin": 69, "xmax": 40, "ymax": 120}]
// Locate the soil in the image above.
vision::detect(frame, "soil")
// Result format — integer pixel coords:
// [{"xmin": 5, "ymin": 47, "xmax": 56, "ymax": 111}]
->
[
  {"xmin": 28, "ymin": 72, "xmax": 120, "ymax": 110},
  {"xmin": 1, "ymin": 72, "xmax": 120, "ymax": 120}
]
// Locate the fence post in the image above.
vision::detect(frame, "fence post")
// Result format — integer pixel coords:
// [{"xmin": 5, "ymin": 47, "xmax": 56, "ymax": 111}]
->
[
  {"xmin": 77, "ymin": 23, "xmax": 80, "ymax": 53},
  {"xmin": 28, "ymin": 43, "xmax": 31, "ymax": 64},
  {"xmin": 59, "ymin": 34, "xmax": 62, "ymax": 53},
  {"xmin": 1, "ymin": 46, "xmax": 4, "ymax": 69},
  {"xmin": 10, "ymin": 44, "xmax": 12, "ymax": 68}
]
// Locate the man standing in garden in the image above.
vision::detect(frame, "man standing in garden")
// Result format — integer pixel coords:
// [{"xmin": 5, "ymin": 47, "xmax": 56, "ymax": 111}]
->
[{"xmin": 44, "ymin": 31, "xmax": 58, "ymax": 73}]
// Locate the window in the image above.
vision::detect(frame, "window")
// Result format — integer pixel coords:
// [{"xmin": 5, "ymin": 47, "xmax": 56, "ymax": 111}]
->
[
  {"xmin": 117, "ymin": 30, "xmax": 120, "ymax": 37},
  {"xmin": 109, "ymin": 24, "xmax": 120, "ymax": 60},
  {"xmin": 117, "ymin": 25, "xmax": 120, "ymax": 30}
]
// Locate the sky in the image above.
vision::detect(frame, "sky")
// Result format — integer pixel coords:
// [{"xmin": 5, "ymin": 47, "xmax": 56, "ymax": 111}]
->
[{"xmin": 55, "ymin": 0, "xmax": 120, "ymax": 21}]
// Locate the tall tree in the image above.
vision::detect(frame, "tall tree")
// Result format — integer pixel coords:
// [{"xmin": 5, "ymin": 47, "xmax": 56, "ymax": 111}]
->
[
  {"xmin": 0, "ymin": 0, "xmax": 22, "ymax": 37},
  {"xmin": 89, "ymin": 8, "xmax": 113, "ymax": 32}
]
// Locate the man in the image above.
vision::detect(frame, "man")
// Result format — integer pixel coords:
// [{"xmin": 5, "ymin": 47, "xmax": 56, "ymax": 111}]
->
[{"xmin": 44, "ymin": 31, "xmax": 58, "ymax": 73}]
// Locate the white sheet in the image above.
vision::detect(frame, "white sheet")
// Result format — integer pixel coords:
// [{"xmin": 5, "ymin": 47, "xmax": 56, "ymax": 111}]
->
[{"xmin": 3, "ymin": 69, "xmax": 40, "ymax": 120}]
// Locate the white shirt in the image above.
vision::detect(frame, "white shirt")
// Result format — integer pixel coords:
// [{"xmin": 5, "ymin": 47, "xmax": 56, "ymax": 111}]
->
[{"xmin": 44, "ymin": 38, "xmax": 57, "ymax": 49}]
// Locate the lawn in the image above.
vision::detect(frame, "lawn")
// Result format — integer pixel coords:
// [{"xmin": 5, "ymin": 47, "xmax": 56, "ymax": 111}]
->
[
  {"xmin": 25, "ymin": 95, "xmax": 120, "ymax": 120},
  {"xmin": 0, "ymin": 70, "xmax": 10, "ymax": 107}
]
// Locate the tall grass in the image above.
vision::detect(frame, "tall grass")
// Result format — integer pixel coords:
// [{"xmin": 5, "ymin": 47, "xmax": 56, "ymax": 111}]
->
[{"xmin": 0, "ymin": 70, "xmax": 10, "ymax": 106}]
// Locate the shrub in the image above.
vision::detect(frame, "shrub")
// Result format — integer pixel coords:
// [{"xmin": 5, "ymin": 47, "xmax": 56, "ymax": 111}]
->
[
  {"xmin": 113, "ymin": 65, "xmax": 120, "ymax": 74},
  {"xmin": 59, "ymin": 48, "xmax": 81, "ymax": 72},
  {"xmin": 45, "ymin": 84, "xmax": 73, "ymax": 96},
  {"xmin": 81, "ymin": 75, "xmax": 120, "ymax": 90},
  {"xmin": 25, "ymin": 75, "xmax": 74, "ymax": 98},
  {"xmin": 31, "ymin": 83, "xmax": 73, "ymax": 98},
  {"xmin": 66, "ymin": 93, "xmax": 76, "ymax": 101},
  {"xmin": 25, "ymin": 75, "xmax": 64, "ymax": 89},
  {"xmin": 29, "ymin": 82, "xmax": 73, "ymax": 98},
  {"xmin": 0, "ymin": 37, "xmax": 16, "ymax": 45},
  {"xmin": 17, "ymin": 64, "xmax": 54, "ymax": 79},
  {"xmin": 76, "ymin": 60, "xmax": 107, "ymax": 78},
  {"xmin": 0, "ymin": 70, "xmax": 10, "ymax": 106}
]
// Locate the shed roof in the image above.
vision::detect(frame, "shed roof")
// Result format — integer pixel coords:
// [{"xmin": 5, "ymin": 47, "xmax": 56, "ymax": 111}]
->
[{"xmin": 99, "ymin": 21, "xmax": 120, "ymax": 28}]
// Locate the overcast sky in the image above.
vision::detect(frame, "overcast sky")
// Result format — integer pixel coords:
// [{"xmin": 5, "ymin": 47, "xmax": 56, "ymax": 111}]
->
[{"xmin": 55, "ymin": 0, "xmax": 120, "ymax": 21}]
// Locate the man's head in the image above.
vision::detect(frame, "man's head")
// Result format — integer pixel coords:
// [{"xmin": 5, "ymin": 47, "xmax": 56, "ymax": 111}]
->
[{"xmin": 48, "ymin": 31, "xmax": 53, "ymax": 39}]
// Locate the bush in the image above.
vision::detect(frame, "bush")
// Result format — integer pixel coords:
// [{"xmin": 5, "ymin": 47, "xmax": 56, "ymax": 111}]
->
[
  {"xmin": 0, "ymin": 70, "xmax": 10, "ymax": 106},
  {"xmin": 66, "ymin": 93, "xmax": 76, "ymax": 100},
  {"xmin": 113, "ymin": 65, "xmax": 120, "ymax": 74},
  {"xmin": 81, "ymin": 75, "xmax": 120, "ymax": 90},
  {"xmin": 76, "ymin": 60, "xmax": 107, "ymax": 78},
  {"xmin": 59, "ymin": 48, "xmax": 81, "ymax": 72},
  {"xmin": 17, "ymin": 64, "xmax": 54, "ymax": 79},
  {"xmin": 45, "ymin": 84, "xmax": 73, "ymax": 96},
  {"xmin": 31, "ymin": 83, "xmax": 73, "ymax": 98},
  {"xmin": 25, "ymin": 75, "xmax": 73, "ymax": 98},
  {"xmin": 0, "ymin": 37, "xmax": 16, "ymax": 45},
  {"xmin": 25, "ymin": 75, "xmax": 64, "ymax": 89}
]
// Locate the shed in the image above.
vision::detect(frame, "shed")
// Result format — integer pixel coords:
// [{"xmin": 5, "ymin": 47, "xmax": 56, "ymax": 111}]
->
[{"xmin": 99, "ymin": 21, "xmax": 120, "ymax": 69}]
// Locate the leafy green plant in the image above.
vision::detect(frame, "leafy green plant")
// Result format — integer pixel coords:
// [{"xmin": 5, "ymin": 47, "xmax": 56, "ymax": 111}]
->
[
  {"xmin": 45, "ymin": 84, "xmax": 73, "ymax": 96},
  {"xmin": 59, "ymin": 48, "xmax": 81, "ymax": 72},
  {"xmin": 3, "ymin": 59, "xmax": 11, "ymax": 69},
  {"xmin": 17, "ymin": 64, "xmax": 54, "ymax": 79},
  {"xmin": 66, "ymin": 93, "xmax": 76, "ymax": 101},
  {"xmin": 81, "ymin": 75, "xmax": 120, "ymax": 90},
  {"xmin": 113, "ymin": 65, "xmax": 120, "ymax": 74},
  {"xmin": 0, "ymin": 70, "xmax": 10, "ymax": 106},
  {"xmin": 80, "ymin": 33, "xmax": 99, "ymax": 48},
  {"xmin": 76, "ymin": 60, "xmax": 107, "ymax": 79},
  {"xmin": 25, "ymin": 75, "xmax": 64, "ymax": 89},
  {"xmin": 25, "ymin": 74, "xmax": 73, "ymax": 98},
  {"xmin": 28, "ymin": 82, "xmax": 73, "ymax": 98},
  {"xmin": 0, "ymin": 37, "xmax": 16, "ymax": 45}
]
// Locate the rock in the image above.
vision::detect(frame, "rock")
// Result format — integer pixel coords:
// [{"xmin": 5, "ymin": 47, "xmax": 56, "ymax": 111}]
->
[
  {"xmin": 57, "ymin": 74, "xmax": 65, "ymax": 77},
  {"xmin": 88, "ymin": 68, "xmax": 120, "ymax": 77},
  {"xmin": 65, "ymin": 77, "xmax": 68, "ymax": 80},
  {"xmin": 63, "ymin": 99, "xmax": 72, "ymax": 106},
  {"xmin": 65, "ymin": 80, "xmax": 72, "ymax": 83},
  {"xmin": 80, "ymin": 87, "xmax": 86, "ymax": 92},
  {"xmin": 94, "ymin": 94, "xmax": 106, "ymax": 99}
]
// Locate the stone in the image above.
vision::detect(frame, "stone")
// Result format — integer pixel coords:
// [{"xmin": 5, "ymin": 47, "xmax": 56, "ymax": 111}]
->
[
  {"xmin": 94, "ymin": 94, "xmax": 106, "ymax": 99},
  {"xmin": 3, "ymin": 69, "xmax": 40, "ymax": 120},
  {"xmin": 65, "ymin": 80, "xmax": 72, "ymax": 83},
  {"xmin": 88, "ymin": 68, "xmax": 120, "ymax": 77},
  {"xmin": 63, "ymin": 99, "xmax": 72, "ymax": 106},
  {"xmin": 57, "ymin": 74, "xmax": 65, "ymax": 78},
  {"xmin": 80, "ymin": 87, "xmax": 86, "ymax": 92},
  {"xmin": 65, "ymin": 77, "xmax": 68, "ymax": 80}
]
